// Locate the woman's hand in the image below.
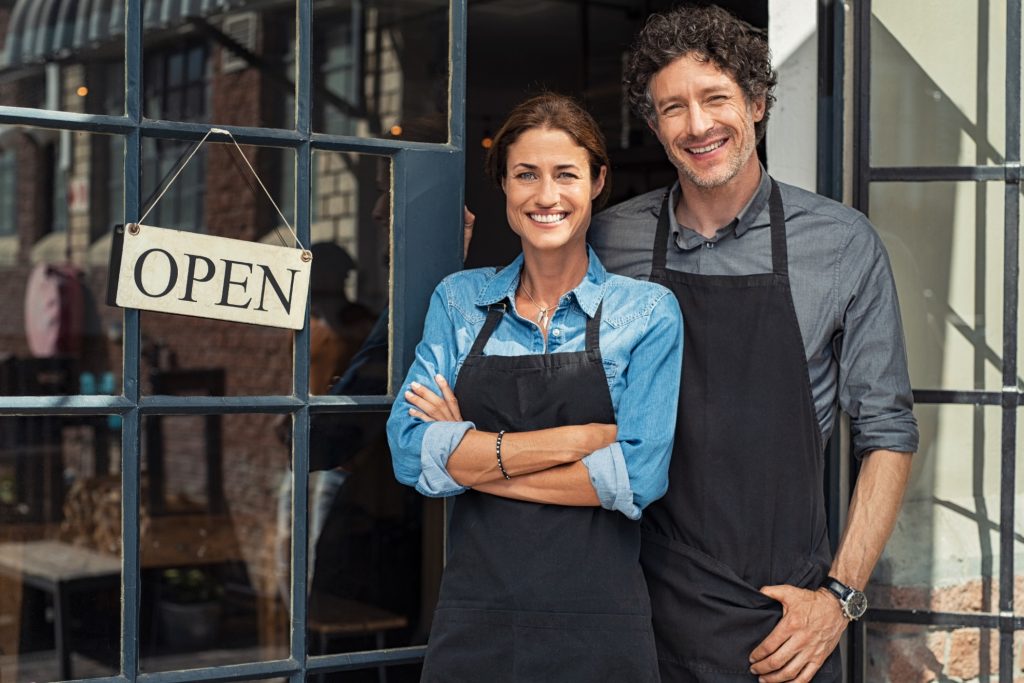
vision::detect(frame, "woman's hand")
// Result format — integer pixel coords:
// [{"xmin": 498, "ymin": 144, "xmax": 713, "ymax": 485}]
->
[{"xmin": 406, "ymin": 374, "xmax": 463, "ymax": 422}]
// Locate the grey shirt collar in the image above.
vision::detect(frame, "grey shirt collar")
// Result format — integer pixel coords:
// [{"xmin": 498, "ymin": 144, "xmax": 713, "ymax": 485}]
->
[{"xmin": 670, "ymin": 166, "xmax": 773, "ymax": 250}]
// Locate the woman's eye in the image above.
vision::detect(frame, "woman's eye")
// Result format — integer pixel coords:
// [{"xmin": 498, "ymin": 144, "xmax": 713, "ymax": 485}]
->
[
  {"xmin": 557, "ymin": 172, "xmax": 580, "ymax": 180},
  {"xmin": 516, "ymin": 171, "xmax": 537, "ymax": 180}
]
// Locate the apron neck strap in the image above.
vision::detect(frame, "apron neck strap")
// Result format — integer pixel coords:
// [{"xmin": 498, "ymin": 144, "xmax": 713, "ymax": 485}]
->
[
  {"xmin": 469, "ymin": 304, "xmax": 505, "ymax": 356},
  {"xmin": 468, "ymin": 300, "xmax": 603, "ymax": 357},
  {"xmin": 652, "ymin": 178, "xmax": 789, "ymax": 277},
  {"xmin": 652, "ymin": 192, "xmax": 671, "ymax": 272},
  {"xmin": 767, "ymin": 179, "xmax": 788, "ymax": 277},
  {"xmin": 585, "ymin": 302, "xmax": 603, "ymax": 353}
]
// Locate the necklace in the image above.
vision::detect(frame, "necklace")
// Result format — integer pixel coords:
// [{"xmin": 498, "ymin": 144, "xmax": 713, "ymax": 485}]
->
[{"xmin": 519, "ymin": 282, "xmax": 553, "ymax": 330}]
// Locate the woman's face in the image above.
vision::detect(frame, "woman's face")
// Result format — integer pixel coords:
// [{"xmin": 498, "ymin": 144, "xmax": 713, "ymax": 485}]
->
[{"xmin": 502, "ymin": 127, "xmax": 606, "ymax": 257}]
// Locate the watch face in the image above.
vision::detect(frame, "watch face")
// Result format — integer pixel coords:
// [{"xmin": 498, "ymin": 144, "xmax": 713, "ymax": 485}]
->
[{"xmin": 845, "ymin": 591, "xmax": 868, "ymax": 619}]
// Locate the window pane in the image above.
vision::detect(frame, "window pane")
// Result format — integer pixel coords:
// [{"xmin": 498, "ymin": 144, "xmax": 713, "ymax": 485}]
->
[
  {"xmin": 870, "ymin": 1, "xmax": 1007, "ymax": 167},
  {"xmin": 0, "ymin": 127, "xmax": 125, "ymax": 398},
  {"xmin": 866, "ymin": 624, "xmax": 999, "ymax": 681},
  {"xmin": 312, "ymin": 0, "xmax": 449, "ymax": 143},
  {"xmin": 139, "ymin": 412, "xmax": 289, "ymax": 672},
  {"xmin": 140, "ymin": 142, "xmax": 296, "ymax": 397},
  {"xmin": 305, "ymin": 414, "xmax": 442, "ymax": 660},
  {"xmin": 0, "ymin": 416, "xmax": 121, "ymax": 682},
  {"xmin": 869, "ymin": 405, "xmax": 1009, "ymax": 614},
  {"xmin": 870, "ymin": 181, "xmax": 1004, "ymax": 391},
  {"xmin": 0, "ymin": 2, "xmax": 125, "ymax": 115},
  {"xmin": 142, "ymin": 0, "xmax": 296, "ymax": 129},
  {"xmin": 310, "ymin": 152, "xmax": 390, "ymax": 396}
]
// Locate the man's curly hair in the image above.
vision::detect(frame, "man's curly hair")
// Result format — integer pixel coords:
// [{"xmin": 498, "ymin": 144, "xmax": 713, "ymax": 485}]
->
[{"xmin": 625, "ymin": 4, "xmax": 778, "ymax": 143}]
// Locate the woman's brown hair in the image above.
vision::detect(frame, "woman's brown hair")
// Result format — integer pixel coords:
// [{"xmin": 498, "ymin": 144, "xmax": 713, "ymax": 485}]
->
[{"xmin": 485, "ymin": 93, "xmax": 612, "ymax": 209}]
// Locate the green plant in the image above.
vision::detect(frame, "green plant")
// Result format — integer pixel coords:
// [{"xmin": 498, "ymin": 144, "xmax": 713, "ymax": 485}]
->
[{"xmin": 161, "ymin": 568, "xmax": 223, "ymax": 604}]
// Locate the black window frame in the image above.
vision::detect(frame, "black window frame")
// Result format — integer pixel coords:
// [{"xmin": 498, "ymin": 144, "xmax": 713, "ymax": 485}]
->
[
  {"xmin": 845, "ymin": 0, "xmax": 1023, "ymax": 679},
  {"xmin": 0, "ymin": 0, "xmax": 468, "ymax": 680}
]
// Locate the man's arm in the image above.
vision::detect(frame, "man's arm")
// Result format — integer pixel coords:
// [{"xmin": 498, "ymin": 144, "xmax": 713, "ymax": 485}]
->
[{"xmin": 748, "ymin": 448, "xmax": 912, "ymax": 683}]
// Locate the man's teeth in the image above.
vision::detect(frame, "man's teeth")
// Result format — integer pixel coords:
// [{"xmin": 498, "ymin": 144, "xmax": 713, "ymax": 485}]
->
[
  {"xmin": 530, "ymin": 213, "xmax": 567, "ymax": 223},
  {"xmin": 688, "ymin": 140, "xmax": 726, "ymax": 154}
]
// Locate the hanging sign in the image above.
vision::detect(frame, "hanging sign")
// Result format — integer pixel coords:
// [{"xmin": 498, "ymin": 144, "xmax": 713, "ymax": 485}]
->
[
  {"xmin": 107, "ymin": 128, "xmax": 311, "ymax": 330},
  {"xmin": 109, "ymin": 223, "xmax": 311, "ymax": 330}
]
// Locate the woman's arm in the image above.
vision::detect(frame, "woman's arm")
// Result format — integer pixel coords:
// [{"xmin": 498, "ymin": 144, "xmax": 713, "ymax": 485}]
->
[
  {"xmin": 405, "ymin": 374, "xmax": 617, "ymax": 487},
  {"xmin": 474, "ymin": 461, "xmax": 599, "ymax": 506}
]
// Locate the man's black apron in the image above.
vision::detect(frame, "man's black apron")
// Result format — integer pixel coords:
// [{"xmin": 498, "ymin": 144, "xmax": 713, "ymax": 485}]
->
[
  {"xmin": 640, "ymin": 180, "xmax": 839, "ymax": 682},
  {"xmin": 422, "ymin": 301, "xmax": 659, "ymax": 682}
]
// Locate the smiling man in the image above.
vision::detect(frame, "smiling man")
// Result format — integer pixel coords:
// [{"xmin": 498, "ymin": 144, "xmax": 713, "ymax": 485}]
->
[{"xmin": 588, "ymin": 5, "xmax": 918, "ymax": 682}]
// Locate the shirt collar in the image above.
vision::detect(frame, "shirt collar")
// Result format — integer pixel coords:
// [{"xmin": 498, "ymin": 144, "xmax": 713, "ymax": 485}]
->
[
  {"xmin": 474, "ymin": 244, "xmax": 609, "ymax": 318},
  {"xmin": 670, "ymin": 165, "xmax": 772, "ymax": 249}
]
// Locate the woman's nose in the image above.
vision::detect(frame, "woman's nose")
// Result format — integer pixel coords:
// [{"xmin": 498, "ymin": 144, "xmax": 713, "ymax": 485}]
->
[{"xmin": 536, "ymin": 176, "xmax": 559, "ymax": 205}]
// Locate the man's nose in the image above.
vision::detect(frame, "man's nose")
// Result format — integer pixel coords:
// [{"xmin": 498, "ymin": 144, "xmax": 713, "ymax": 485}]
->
[{"xmin": 686, "ymin": 104, "xmax": 714, "ymax": 138}]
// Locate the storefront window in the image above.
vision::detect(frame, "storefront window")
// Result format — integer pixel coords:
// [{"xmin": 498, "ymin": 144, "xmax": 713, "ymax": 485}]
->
[
  {"xmin": 0, "ymin": 416, "xmax": 122, "ymax": 681},
  {"xmin": 312, "ymin": 0, "xmax": 449, "ymax": 143}
]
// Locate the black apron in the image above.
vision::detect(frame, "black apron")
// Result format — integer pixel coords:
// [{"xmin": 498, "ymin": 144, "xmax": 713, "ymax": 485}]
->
[
  {"xmin": 422, "ymin": 300, "xmax": 659, "ymax": 682},
  {"xmin": 640, "ymin": 180, "xmax": 840, "ymax": 682}
]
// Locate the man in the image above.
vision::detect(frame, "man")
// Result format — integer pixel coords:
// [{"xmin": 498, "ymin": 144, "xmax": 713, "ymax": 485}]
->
[{"xmin": 588, "ymin": 5, "xmax": 918, "ymax": 682}]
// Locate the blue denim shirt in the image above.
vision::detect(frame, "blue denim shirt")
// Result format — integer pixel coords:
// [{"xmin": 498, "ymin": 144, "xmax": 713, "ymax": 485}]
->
[{"xmin": 386, "ymin": 247, "xmax": 683, "ymax": 519}]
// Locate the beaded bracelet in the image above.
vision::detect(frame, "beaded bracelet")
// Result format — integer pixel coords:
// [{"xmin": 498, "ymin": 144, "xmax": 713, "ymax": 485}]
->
[{"xmin": 495, "ymin": 430, "xmax": 511, "ymax": 480}]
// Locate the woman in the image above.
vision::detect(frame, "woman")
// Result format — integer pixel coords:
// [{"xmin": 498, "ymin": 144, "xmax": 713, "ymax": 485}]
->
[{"xmin": 386, "ymin": 93, "xmax": 682, "ymax": 681}]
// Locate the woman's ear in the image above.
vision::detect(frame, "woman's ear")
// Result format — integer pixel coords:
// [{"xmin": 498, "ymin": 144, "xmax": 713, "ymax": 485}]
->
[{"xmin": 591, "ymin": 166, "xmax": 608, "ymax": 201}]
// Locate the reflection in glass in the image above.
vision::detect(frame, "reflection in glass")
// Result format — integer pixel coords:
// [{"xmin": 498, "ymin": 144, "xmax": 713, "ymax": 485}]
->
[
  {"xmin": 140, "ymin": 142, "xmax": 296, "ymax": 397},
  {"xmin": 140, "ymin": 413, "xmax": 289, "ymax": 672},
  {"xmin": 870, "ymin": 1, "xmax": 1006, "ymax": 166},
  {"xmin": 871, "ymin": 405, "xmax": 1005, "ymax": 615},
  {"xmin": 313, "ymin": 0, "xmax": 449, "ymax": 143},
  {"xmin": 870, "ymin": 181, "xmax": 1004, "ymax": 391},
  {"xmin": 0, "ymin": 128, "xmax": 125, "ymax": 397},
  {"xmin": 142, "ymin": 0, "xmax": 296, "ymax": 130},
  {"xmin": 866, "ymin": 624, "xmax": 998, "ymax": 681},
  {"xmin": 0, "ymin": 416, "xmax": 121, "ymax": 682},
  {"xmin": 0, "ymin": 2, "xmax": 125, "ymax": 114},
  {"xmin": 310, "ymin": 153, "xmax": 390, "ymax": 396},
  {"xmin": 302, "ymin": 413, "xmax": 441, "ymax": 671}
]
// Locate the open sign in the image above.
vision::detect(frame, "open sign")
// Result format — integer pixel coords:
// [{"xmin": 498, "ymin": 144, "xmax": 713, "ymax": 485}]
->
[{"xmin": 108, "ymin": 223, "xmax": 311, "ymax": 330}]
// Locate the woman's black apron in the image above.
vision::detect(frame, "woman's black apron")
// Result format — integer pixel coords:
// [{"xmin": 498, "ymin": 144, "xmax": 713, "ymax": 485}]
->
[
  {"xmin": 640, "ymin": 180, "xmax": 840, "ymax": 682},
  {"xmin": 421, "ymin": 300, "xmax": 659, "ymax": 682}
]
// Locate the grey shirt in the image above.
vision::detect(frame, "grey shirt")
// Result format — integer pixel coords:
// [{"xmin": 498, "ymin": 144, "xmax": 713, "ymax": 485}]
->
[{"xmin": 589, "ymin": 170, "xmax": 919, "ymax": 457}]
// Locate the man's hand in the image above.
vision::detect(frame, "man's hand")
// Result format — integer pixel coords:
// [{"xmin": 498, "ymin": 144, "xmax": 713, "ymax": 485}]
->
[
  {"xmin": 748, "ymin": 585, "xmax": 846, "ymax": 682},
  {"xmin": 463, "ymin": 207, "xmax": 475, "ymax": 261}
]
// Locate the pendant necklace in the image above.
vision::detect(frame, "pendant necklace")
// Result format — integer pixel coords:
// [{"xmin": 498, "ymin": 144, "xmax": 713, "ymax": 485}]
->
[{"xmin": 519, "ymin": 282, "xmax": 553, "ymax": 330}]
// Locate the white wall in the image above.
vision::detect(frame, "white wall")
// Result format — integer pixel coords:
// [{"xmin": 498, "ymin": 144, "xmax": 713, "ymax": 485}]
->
[{"xmin": 767, "ymin": 0, "xmax": 818, "ymax": 192}]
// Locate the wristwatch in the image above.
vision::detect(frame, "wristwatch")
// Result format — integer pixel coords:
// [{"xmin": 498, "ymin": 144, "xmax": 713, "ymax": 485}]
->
[{"xmin": 821, "ymin": 576, "xmax": 868, "ymax": 620}]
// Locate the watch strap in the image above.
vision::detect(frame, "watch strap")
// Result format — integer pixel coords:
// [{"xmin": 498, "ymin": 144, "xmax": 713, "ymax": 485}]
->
[{"xmin": 821, "ymin": 576, "xmax": 853, "ymax": 601}]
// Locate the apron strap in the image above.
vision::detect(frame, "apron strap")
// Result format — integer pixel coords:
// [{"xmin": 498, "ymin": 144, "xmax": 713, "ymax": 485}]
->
[
  {"xmin": 651, "ymin": 192, "xmax": 671, "ymax": 272},
  {"xmin": 468, "ymin": 304, "xmax": 506, "ymax": 357},
  {"xmin": 768, "ymin": 179, "xmax": 788, "ymax": 277},
  {"xmin": 585, "ymin": 301, "xmax": 603, "ymax": 353},
  {"xmin": 653, "ymin": 179, "xmax": 789, "ymax": 277}
]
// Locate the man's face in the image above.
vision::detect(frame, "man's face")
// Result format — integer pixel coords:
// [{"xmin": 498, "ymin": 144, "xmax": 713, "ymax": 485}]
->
[{"xmin": 648, "ymin": 53, "xmax": 765, "ymax": 190}]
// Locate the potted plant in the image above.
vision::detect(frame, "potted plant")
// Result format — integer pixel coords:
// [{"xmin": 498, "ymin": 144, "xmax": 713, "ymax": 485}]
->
[{"xmin": 157, "ymin": 568, "xmax": 223, "ymax": 650}]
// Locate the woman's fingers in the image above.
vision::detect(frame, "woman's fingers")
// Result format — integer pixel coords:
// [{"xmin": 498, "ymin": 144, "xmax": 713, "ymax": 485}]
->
[
  {"xmin": 434, "ymin": 374, "xmax": 463, "ymax": 421},
  {"xmin": 408, "ymin": 408, "xmax": 434, "ymax": 422},
  {"xmin": 406, "ymin": 380, "xmax": 456, "ymax": 421}
]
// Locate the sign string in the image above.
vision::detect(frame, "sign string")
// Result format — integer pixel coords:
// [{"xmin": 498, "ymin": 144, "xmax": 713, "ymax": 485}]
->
[{"xmin": 138, "ymin": 127, "xmax": 305, "ymax": 251}]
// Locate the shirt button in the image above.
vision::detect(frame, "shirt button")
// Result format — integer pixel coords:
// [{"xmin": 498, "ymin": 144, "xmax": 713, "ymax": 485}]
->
[
  {"xmin": 705, "ymin": 241, "xmax": 715, "ymax": 249},
  {"xmin": 552, "ymin": 328, "xmax": 561, "ymax": 337}
]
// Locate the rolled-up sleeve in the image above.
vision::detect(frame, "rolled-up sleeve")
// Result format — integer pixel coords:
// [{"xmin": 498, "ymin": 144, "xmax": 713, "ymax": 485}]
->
[
  {"xmin": 588, "ymin": 290, "xmax": 683, "ymax": 519},
  {"xmin": 838, "ymin": 218, "xmax": 919, "ymax": 458},
  {"xmin": 387, "ymin": 281, "xmax": 473, "ymax": 497}
]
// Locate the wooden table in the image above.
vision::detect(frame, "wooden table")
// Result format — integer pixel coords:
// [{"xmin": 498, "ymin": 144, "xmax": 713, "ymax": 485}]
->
[{"xmin": 0, "ymin": 540, "xmax": 120, "ymax": 680}]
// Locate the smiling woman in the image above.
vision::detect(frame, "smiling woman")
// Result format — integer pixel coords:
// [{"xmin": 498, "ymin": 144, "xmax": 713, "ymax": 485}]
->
[{"xmin": 386, "ymin": 94, "xmax": 683, "ymax": 681}]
